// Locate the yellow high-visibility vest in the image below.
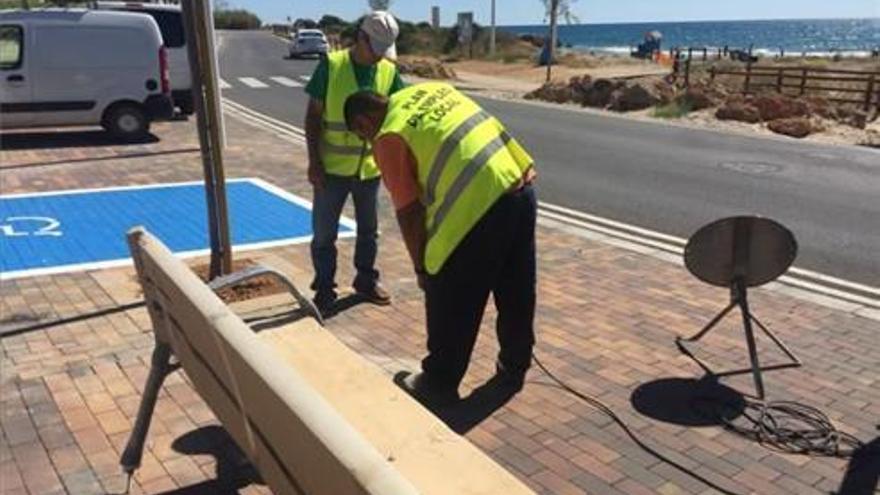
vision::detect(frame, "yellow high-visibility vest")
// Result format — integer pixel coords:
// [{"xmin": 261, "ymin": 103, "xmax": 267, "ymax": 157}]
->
[
  {"xmin": 322, "ymin": 50, "xmax": 395, "ymax": 179},
  {"xmin": 377, "ymin": 82, "xmax": 533, "ymax": 274}
]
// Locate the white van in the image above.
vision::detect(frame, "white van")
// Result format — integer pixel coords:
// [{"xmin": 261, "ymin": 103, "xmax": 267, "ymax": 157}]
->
[
  {"xmin": 95, "ymin": 2, "xmax": 193, "ymax": 115},
  {"xmin": 0, "ymin": 9, "xmax": 174, "ymax": 140}
]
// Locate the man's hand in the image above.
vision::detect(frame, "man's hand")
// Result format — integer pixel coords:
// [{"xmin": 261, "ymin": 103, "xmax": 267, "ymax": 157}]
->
[
  {"xmin": 308, "ymin": 162, "xmax": 325, "ymax": 190},
  {"xmin": 416, "ymin": 269, "xmax": 427, "ymax": 291}
]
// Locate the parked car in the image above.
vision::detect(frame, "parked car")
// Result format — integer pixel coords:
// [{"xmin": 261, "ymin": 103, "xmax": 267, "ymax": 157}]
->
[
  {"xmin": 289, "ymin": 29, "xmax": 328, "ymax": 58},
  {"xmin": 95, "ymin": 2, "xmax": 192, "ymax": 115},
  {"xmin": 0, "ymin": 9, "xmax": 174, "ymax": 140}
]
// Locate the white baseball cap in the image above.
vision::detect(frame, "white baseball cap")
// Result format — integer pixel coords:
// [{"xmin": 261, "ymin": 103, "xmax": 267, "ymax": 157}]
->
[{"xmin": 360, "ymin": 11, "xmax": 399, "ymax": 60}]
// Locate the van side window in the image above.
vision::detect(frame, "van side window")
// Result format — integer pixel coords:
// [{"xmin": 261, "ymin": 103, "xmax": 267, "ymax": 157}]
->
[
  {"xmin": 0, "ymin": 25, "xmax": 23, "ymax": 70},
  {"xmin": 145, "ymin": 11, "xmax": 184, "ymax": 48}
]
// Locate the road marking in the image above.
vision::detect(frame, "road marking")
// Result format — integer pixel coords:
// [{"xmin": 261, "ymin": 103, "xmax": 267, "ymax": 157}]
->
[
  {"xmin": 238, "ymin": 77, "xmax": 269, "ymax": 88},
  {"xmin": 270, "ymin": 76, "xmax": 303, "ymax": 87},
  {"xmin": 218, "ymin": 98, "xmax": 880, "ymax": 316},
  {"xmin": 222, "ymin": 98, "xmax": 305, "ymax": 144},
  {"xmin": 218, "ymin": 78, "xmax": 231, "ymax": 89},
  {"xmin": 299, "ymin": 75, "xmax": 311, "ymax": 82}
]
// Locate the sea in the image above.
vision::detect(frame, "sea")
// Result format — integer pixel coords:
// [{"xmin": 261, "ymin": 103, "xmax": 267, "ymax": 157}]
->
[{"xmin": 500, "ymin": 18, "xmax": 880, "ymax": 57}]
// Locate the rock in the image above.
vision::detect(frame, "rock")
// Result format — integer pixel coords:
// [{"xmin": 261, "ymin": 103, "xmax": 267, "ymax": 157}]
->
[
  {"xmin": 676, "ymin": 84, "xmax": 719, "ymax": 111},
  {"xmin": 652, "ymin": 80, "xmax": 676, "ymax": 105},
  {"xmin": 767, "ymin": 117, "xmax": 815, "ymax": 138},
  {"xmin": 582, "ymin": 78, "xmax": 620, "ymax": 108},
  {"xmin": 608, "ymin": 83, "xmax": 660, "ymax": 112},
  {"xmin": 836, "ymin": 107, "xmax": 869, "ymax": 129},
  {"xmin": 753, "ymin": 94, "xmax": 810, "ymax": 121},
  {"xmin": 525, "ymin": 82, "xmax": 574, "ymax": 103},
  {"xmin": 804, "ymin": 96, "xmax": 838, "ymax": 120},
  {"xmin": 715, "ymin": 96, "xmax": 761, "ymax": 123}
]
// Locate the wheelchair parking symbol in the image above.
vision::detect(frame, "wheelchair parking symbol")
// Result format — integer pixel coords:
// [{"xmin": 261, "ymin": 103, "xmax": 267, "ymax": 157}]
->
[{"xmin": 0, "ymin": 216, "xmax": 62, "ymax": 237}]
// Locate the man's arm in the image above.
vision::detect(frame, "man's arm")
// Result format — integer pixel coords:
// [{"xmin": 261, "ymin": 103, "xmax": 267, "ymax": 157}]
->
[
  {"xmin": 372, "ymin": 134, "xmax": 427, "ymax": 285},
  {"xmin": 396, "ymin": 201, "xmax": 427, "ymax": 275},
  {"xmin": 304, "ymin": 97, "xmax": 325, "ymax": 189}
]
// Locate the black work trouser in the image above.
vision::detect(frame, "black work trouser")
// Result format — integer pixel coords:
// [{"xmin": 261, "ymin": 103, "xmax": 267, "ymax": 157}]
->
[{"xmin": 422, "ymin": 184, "xmax": 537, "ymax": 391}]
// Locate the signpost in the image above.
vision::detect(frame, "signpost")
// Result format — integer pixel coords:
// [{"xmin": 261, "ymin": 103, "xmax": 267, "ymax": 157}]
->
[
  {"xmin": 457, "ymin": 12, "xmax": 474, "ymax": 58},
  {"xmin": 181, "ymin": 0, "xmax": 232, "ymax": 278},
  {"xmin": 490, "ymin": 0, "xmax": 496, "ymax": 56}
]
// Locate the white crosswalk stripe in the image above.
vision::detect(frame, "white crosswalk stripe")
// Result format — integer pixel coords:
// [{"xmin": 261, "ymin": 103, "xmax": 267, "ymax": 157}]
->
[
  {"xmin": 238, "ymin": 77, "xmax": 269, "ymax": 88},
  {"xmin": 218, "ymin": 78, "xmax": 231, "ymax": 89},
  {"xmin": 270, "ymin": 76, "xmax": 303, "ymax": 87}
]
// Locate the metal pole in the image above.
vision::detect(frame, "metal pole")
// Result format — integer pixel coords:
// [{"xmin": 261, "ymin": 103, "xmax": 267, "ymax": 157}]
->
[
  {"xmin": 198, "ymin": 0, "xmax": 232, "ymax": 274},
  {"xmin": 545, "ymin": 0, "xmax": 558, "ymax": 83},
  {"xmin": 489, "ymin": 0, "xmax": 496, "ymax": 56},
  {"xmin": 181, "ymin": 0, "xmax": 232, "ymax": 278}
]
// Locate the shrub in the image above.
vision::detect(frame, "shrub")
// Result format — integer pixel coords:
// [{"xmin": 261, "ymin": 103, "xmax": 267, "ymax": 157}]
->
[
  {"xmin": 214, "ymin": 9, "xmax": 261, "ymax": 30},
  {"xmin": 652, "ymin": 101, "xmax": 693, "ymax": 119}
]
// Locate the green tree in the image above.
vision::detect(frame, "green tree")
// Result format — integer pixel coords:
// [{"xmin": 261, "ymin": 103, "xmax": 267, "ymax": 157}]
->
[{"xmin": 368, "ymin": 0, "xmax": 392, "ymax": 10}]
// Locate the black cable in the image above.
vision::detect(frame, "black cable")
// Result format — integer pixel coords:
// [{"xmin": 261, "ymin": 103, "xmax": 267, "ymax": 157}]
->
[
  {"xmin": 532, "ymin": 353, "xmax": 865, "ymax": 495},
  {"xmin": 719, "ymin": 400, "xmax": 863, "ymax": 458},
  {"xmin": 531, "ymin": 353, "xmax": 745, "ymax": 495}
]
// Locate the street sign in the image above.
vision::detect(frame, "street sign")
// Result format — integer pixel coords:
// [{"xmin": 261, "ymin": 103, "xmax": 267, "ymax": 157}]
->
[
  {"xmin": 0, "ymin": 179, "xmax": 354, "ymax": 279},
  {"xmin": 457, "ymin": 12, "xmax": 473, "ymax": 44}
]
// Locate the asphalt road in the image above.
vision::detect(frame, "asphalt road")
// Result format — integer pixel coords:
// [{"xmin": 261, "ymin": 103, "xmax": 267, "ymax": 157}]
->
[{"xmin": 218, "ymin": 31, "xmax": 880, "ymax": 287}]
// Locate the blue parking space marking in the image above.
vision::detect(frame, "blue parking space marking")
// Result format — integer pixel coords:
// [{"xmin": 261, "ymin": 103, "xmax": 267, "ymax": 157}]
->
[{"xmin": 0, "ymin": 178, "xmax": 353, "ymax": 279}]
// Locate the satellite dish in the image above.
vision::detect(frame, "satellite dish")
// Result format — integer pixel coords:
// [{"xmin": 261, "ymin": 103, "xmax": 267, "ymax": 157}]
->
[
  {"xmin": 677, "ymin": 216, "xmax": 801, "ymax": 400},
  {"xmin": 684, "ymin": 216, "xmax": 797, "ymax": 288}
]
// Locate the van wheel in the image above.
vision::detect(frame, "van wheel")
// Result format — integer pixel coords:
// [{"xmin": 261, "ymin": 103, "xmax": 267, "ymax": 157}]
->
[{"xmin": 103, "ymin": 104, "xmax": 150, "ymax": 141}]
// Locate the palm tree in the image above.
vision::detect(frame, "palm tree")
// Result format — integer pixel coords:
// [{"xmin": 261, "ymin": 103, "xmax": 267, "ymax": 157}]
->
[{"xmin": 542, "ymin": 0, "xmax": 579, "ymax": 24}]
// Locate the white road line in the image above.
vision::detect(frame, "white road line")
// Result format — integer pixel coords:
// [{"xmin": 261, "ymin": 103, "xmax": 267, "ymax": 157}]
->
[
  {"xmin": 238, "ymin": 77, "xmax": 269, "ymax": 88},
  {"xmin": 298, "ymin": 75, "xmax": 311, "ymax": 82},
  {"xmin": 270, "ymin": 76, "xmax": 303, "ymax": 87},
  {"xmin": 222, "ymin": 99, "xmax": 305, "ymax": 137},
  {"xmin": 218, "ymin": 78, "xmax": 231, "ymax": 89}
]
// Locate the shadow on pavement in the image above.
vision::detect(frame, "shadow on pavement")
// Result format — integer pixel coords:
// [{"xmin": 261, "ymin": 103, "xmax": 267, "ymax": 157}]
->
[
  {"xmin": 0, "ymin": 129, "xmax": 158, "ymax": 150},
  {"xmin": 630, "ymin": 376, "xmax": 746, "ymax": 427},
  {"xmin": 319, "ymin": 293, "xmax": 369, "ymax": 321},
  {"xmin": 157, "ymin": 425, "xmax": 264, "ymax": 495},
  {"xmin": 837, "ymin": 434, "xmax": 880, "ymax": 495},
  {"xmin": 433, "ymin": 375, "xmax": 520, "ymax": 434}
]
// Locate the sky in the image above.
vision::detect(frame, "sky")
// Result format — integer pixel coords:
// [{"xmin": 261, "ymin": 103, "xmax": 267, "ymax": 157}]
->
[{"xmin": 231, "ymin": 0, "xmax": 880, "ymax": 26}]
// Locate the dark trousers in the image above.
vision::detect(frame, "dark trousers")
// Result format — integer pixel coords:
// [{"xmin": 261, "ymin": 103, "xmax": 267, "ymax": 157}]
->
[
  {"xmin": 422, "ymin": 185, "xmax": 537, "ymax": 391},
  {"xmin": 310, "ymin": 175, "xmax": 380, "ymax": 294}
]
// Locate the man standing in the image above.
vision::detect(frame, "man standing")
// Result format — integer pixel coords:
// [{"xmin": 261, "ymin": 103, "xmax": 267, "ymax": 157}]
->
[
  {"xmin": 304, "ymin": 11, "xmax": 406, "ymax": 312},
  {"xmin": 344, "ymin": 83, "xmax": 537, "ymax": 404}
]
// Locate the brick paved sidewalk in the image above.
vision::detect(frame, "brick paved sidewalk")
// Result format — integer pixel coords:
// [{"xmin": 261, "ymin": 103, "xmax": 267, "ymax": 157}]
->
[{"xmin": 1, "ymin": 114, "xmax": 878, "ymax": 495}]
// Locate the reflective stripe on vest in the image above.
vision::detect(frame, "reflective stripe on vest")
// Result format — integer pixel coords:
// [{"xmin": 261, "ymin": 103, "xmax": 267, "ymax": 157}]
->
[
  {"xmin": 377, "ymin": 82, "xmax": 533, "ymax": 274},
  {"xmin": 322, "ymin": 50, "xmax": 395, "ymax": 178}
]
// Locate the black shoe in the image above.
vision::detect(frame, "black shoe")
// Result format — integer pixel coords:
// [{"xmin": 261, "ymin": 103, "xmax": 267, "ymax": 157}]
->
[
  {"xmin": 313, "ymin": 290, "xmax": 337, "ymax": 315},
  {"xmin": 393, "ymin": 371, "xmax": 459, "ymax": 407},
  {"xmin": 354, "ymin": 282, "xmax": 392, "ymax": 306},
  {"xmin": 495, "ymin": 362, "xmax": 527, "ymax": 392}
]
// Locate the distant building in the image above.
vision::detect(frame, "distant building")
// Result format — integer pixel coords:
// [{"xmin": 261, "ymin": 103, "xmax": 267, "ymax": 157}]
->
[{"xmin": 431, "ymin": 6, "xmax": 439, "ymax": 29}]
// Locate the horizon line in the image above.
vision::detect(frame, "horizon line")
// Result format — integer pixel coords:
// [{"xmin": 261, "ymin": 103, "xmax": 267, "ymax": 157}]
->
[{"xmin": 497, "ymin": 15, "xmax": 879, "ymax": 27}]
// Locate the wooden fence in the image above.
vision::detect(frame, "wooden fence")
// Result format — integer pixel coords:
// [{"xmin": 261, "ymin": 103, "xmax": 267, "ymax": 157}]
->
[{"xmin": 710, "ymin": 64, "xmax": 880, "ymax": 111}]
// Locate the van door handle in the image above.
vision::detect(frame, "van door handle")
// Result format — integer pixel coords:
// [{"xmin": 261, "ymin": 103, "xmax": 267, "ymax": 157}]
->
[{"xmin": 6, "ymin": 75, "xmax": 24, "ymax": 82}]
